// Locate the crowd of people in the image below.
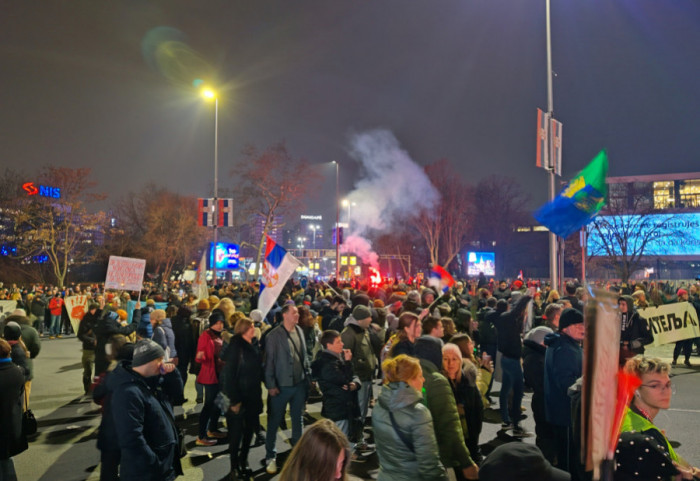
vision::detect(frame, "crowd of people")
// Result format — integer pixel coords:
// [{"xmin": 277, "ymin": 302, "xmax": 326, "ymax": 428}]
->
[{"xmin": 1, "ymin": 276, "xmax": 700, "ymax": 481}]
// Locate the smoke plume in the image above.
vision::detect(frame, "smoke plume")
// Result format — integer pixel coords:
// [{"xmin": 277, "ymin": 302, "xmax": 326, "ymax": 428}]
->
[{"xmin": 342, "ymin": 129, "xmax": 440, "ymax": 266}]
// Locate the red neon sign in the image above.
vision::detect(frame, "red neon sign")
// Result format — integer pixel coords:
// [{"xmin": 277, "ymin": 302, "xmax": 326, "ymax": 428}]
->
[{"xmin": 22, "ymin": 182, "xmax": 39, "ymax": 196}]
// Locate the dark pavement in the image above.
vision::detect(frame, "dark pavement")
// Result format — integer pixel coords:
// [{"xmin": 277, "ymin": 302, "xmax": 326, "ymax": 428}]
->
[{"xmin": 13, "ymin": 337, "xmax": 700, "ymax": 480}]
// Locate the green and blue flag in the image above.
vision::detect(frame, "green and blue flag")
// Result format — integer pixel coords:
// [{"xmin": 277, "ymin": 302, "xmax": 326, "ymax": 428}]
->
[{"xmin": 534, "ymin": 150, "xmax": 608, "ymax": 238}]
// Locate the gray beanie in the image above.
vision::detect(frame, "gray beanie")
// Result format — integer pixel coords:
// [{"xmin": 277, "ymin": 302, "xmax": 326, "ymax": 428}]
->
[
  {"xmin": 407, "ymin": 290, "xmax": 421, "ymax": 304},
  {"xmin": 525, "ymin": 326, "xmax": 553, "ymax": 345},
  {"xmin": 249, "ymin": 309, "xmax": 263, "ymax": 323},
  {"xmin": 352, "ymin": 305, "xmax": 372, "ymax": 321},
  {"xmin": 132, "ymin": 339, "xmax": 165, "ymax": 368}
]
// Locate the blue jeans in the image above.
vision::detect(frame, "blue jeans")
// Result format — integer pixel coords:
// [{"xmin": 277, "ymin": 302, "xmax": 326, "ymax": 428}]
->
[
  {"xmin": 265, "ymin": 383, "xmax": 306, "ymax": 460},
  {"xmin": 50, "ymin": 314, "xmax": 62, "ymax": 335},
  {"xmin": 357, "ymin": 380, "xmax": 373, "ymax": 425},
  {"xmin": 499, "ymin": 355, "xmax": 524, "ymax": 425}
]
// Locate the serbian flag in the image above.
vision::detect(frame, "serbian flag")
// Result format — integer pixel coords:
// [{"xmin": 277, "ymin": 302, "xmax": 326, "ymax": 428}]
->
[
  {"xmin": 257, "ymin": 236, "xmax": 303, "ymax": 318},
  {"xmin": 428, "ymin": 265, "xmax": 455, "ymax": 293},
  {"xmin": 198, "ymin": 198, "xmax": 214, "ymax": 227},
  {"xmin": 217, "ymin": 198, "xmax": 234, "ymax": 227}
]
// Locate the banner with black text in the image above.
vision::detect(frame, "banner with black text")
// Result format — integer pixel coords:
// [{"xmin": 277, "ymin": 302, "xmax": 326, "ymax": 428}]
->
[{"xmin": 640, "ymin": 302, "xmax": 700, "ymax": 346}]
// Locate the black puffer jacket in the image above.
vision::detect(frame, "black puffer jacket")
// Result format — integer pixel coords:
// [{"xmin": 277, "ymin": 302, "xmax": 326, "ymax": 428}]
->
[
  {"xmin": 0, "ymin": 360, "xmax": 27, "ymax": 459},
  {"xmin": 312, "ymin": 350, "xmax": 360, "ymax": 421}
]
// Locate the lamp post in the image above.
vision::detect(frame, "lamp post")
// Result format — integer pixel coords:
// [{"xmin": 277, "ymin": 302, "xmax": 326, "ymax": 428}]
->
[
  {"xmin": 332, "ymin": 160, "xmax": 339, "ymax": 281},
  {"xmin": 202, "ymin": 87, "xmax": 218, "ymax": 285}
]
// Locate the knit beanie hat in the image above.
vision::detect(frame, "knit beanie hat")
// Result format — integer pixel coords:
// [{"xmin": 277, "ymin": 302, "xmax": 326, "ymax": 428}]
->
[
  {"xmin": 525, "ymin": 326, "xmax": 554, "ymax": 345},
  {"xmin": 132, "ymin": 339, "xmax": 165, "ymax": 367},
  {"xmin": 3, "ymin": 321, "xmax": 22, "ymax": 341},
  {"xmin": 352, "ymin": 305, "xmax": 372, "ymax": 321},
  {"xmin": 116, "ymin": 309, "xmax": 128, "ymax": 321},
  {"xmin": 558, "ymin": 308, "xmax": 583, "ymax": 331},
  {"xmin": 249, "ymin": 309, "xmax": 263, "ymax": 323}
]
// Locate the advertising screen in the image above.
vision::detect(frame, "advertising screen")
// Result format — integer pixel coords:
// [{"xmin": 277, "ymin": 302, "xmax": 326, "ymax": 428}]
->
[
  {"xmin": 209, "ymin": 242, "xmax": 240, "ymax": 270},
  {"xmin": 467, "ymin": 251, "xmax": 495, "ymax": 276},
  {"xmin": 587, "ymin": 212, "xmax": 700, "ymax": 257}
]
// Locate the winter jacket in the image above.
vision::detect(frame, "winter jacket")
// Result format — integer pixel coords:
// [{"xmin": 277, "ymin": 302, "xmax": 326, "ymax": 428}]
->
[
  {"xmin": 8, "ymin": 342, "xmax": 29, "ymax": 381},
  {"xmin": 544, "ymin": 332, "xmax": 582, "ymax": 427},
  {"xmin": 311, "ymin": 350, "xmax": 360, "ymax": 421},
  {"xmin": 171, "ymin": 311, "xmax": 194, "ymax": 367},
  {"xmin": 447, "ymin": 367, "xmax": 483, "ymax": 445},
  {"xmin": 477, "ymin": 307, "xmax": 498, "ymax": 346},
  {"xmin": 152, "ymin": 318, "xmax": 178, "ymax": 359},
  {"xmin": 78, "ymin": 309, "xmax": 101, "ymax": 351},
  {"xmin": 49, "ymin": 296, "xmax": 64, "ymax": 316},
  {"xmin": 30, "ymin": 295, "xmax": 46, "ymax": 319},
  {"xmin": 195, "ymin": 328, "xmax": 224, "ymax": 385},
  {"xmin": 340, "ymin": 318, "xmax": 377, "ymax": 382},
  {"xmin": 619, "ymin": 296, "xmax": 653, "ymax": 354},
  {"xmin": 494, "ymin": 295, "xmax": 532, "ymax": 359},
  {"xmin": 220, "ymin": 335, "xmax": 263, "ymax": 416},
  {"xmin": 0, "ymin": 360, "xmax": 27, "ymax": 459},
  {"xmin": 109, "ymin": 363, "xmax": 183, "ymax": 481},
  {"xmin": 419, "ymin": 359, "xmax": 474, "ymax": 469},
  {"xmin": 522, "ymin": 339, "xmax": 553, "ymax": 436},
  {"xmin": 372, "ymin": 381, "xmax": 447, "ymax": 481},
  {"xmin": 6, "ymin": 315, "xmax": 41, "ymax": 376}
]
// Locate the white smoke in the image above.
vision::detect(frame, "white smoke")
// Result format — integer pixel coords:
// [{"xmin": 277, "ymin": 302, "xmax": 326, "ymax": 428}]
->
[{"xmin": 342, "ymin": 129, "xmax": 440, "ymax": 267}]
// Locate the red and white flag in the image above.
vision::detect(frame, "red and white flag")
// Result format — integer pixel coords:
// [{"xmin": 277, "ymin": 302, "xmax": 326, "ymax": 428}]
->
[
  {"xmin": 217, "ymin": 199, "xmax": 234, "ymax": 227},
  {"xmin": 536, "ymin": 108, "xmax": 549, "ymax": 169},
  {"xmin": 550, "ymin": 117, "xmax": 563, "ymax": 175}
]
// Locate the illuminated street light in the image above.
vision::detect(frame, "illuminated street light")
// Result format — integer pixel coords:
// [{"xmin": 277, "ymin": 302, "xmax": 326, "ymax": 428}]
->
[{"xmin": 201, "ymin": 87, "xmax": 219, "ymax": 283}]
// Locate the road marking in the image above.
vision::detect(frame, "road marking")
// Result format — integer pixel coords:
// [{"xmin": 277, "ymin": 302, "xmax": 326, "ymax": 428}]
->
[{"xmin": 668, "ymin": 408, "xmax": 700, "ymax": 413}]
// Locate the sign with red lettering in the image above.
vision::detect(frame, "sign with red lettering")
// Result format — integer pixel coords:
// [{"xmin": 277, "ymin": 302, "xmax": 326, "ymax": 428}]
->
[{"xmin": 105, "ymin": 256, "xmax": 146, "ymax": 291}]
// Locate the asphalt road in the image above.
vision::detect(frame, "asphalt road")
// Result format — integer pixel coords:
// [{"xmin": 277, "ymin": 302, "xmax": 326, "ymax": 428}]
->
[{"xmin": 13, "ymin": 337, "xmax": 700, "ymax": 481}]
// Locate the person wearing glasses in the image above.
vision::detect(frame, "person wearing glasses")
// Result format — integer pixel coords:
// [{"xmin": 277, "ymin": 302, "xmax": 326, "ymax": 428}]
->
[{"xmin": 621, "ymin": 355, "xmax": 699, "ymax": 480}]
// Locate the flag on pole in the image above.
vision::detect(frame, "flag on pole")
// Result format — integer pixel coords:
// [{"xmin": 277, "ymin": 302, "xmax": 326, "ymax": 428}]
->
[
  {"xmin": 536, "ymin": 108, "xmax": 549, "ymax": 169},
  {"xmin": 550, "ymin": 117, "xmax": 563, "ymax": 175},
  {"xmin": 534, "ymin": 150, "xmax": 609, "ymax": 239},
  {"xmin": 428, "ymin": 265, "xmax": 456, "ymax": 293},
  {"xmin": 193, "ymin": 250, "xmax": 209, "ymax": 301},
  {"xmin": 217, "ymin": 199, "xmax": 234, "ymax": 227},
  {"xmin": 257, "ymin": 236, "xmax": 303, "ymax": 318},
  {"xmin": 198, "ymin": 198, "xmax": 214, "ymax": 227}
]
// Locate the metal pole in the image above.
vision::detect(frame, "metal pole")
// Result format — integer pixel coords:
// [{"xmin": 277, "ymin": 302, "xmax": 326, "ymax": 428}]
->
[
  {"xmin": 581, "ymin": 227, "xmax": 587, "ymax": 284},
  {"xmin": 545, "ymin": 0, "xmax": 560, "ymax": 292},
  {"xmin": 335, "ymin": 161, "xmax": 340, "ymax": 282},
  {"xmin": 213, "ymin": 97, "xmax": 219, "ymax": 285}
]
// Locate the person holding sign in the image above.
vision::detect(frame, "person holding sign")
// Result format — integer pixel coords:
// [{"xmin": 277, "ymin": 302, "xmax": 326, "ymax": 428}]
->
[{"xmin": 620, "ymin": 356, "xmax": 699, "ymax": 480}]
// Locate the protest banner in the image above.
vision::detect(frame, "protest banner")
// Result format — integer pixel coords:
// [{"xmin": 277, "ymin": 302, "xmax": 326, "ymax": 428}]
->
[
  {"xmin": 639, "ymin": 302, "xmax": 700, "ymax": 346},
  {"xmin": 105, "ymin": 256, "xmax": 146, "ymax": 291},
  {"xmin": 581, "ymin": 290, "xmax": 621, "ymax": 480},
  {"xmin": 0, "ymin": 300, "xmax": 18, "ymax": 321},
  {"xmin": 64, "ymin": 295, "xmax": 90, "ymax": 334}
]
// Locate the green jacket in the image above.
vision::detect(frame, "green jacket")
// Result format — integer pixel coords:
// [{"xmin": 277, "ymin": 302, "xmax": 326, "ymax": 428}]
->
[
  {"xmin": 620, "ymin": 406, "xmax": 678, "ymax": 462},
  {"xmin": 340, "ymin": 321, "xmax": 377, "ymax": 381},
  {"xmin": 419, "ymin": 359, "xmax": 475, "ymax": 469},
  {"xmin": 371, "ymin": 382, "xmax": 447, "ymax": 481}
]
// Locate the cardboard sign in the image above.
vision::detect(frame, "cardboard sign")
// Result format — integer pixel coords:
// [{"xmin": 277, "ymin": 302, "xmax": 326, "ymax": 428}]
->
[
  {"xmin": 640, "ymin": 302, "xmax": 700, "ymax": 346},
  {"xmin": 64, "ymin": 295, "xmax": 89, "ymax": 334},
  {"xmin": 105, "ymin": 256, "xmax": 146, "ymax": 291},
  {"xmin": 0, "ymin": 300, "xmax": 18, "ymax": 321}
]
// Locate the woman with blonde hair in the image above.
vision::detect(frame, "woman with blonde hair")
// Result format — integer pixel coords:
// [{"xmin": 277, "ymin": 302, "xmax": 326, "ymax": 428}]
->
[
  {"xmin": 372, "ymin": 354, "xmax": 447, "ymax": 481},
  {"xmin": 278, "ymin": 418, "xmax": 350, "ymax": 481},
  {"xmin": 545, "ymin": 289, "xmax": 561, "ymax": 305},
  {"xmin": 620, "ymin": 355, "xmax": 699, "ymax": 479}
]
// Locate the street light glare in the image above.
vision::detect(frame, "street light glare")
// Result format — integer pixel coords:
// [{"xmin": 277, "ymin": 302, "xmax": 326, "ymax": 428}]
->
[{"xmin": 201, "ymin": 88, "xmax": 216, "ymax": 100}]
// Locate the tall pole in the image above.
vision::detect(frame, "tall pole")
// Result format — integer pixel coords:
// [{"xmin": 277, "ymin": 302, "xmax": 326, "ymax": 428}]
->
[
  {"xmin": 334, "ymin": 161, "xmax": 340, "ymax": 282},
  {"xmin": 546, "ymin": 0, "xmax": 560, "ymax": 292},
  {"xmin": 213, "ymin": 97, "xmax": 219, "ymax": 285}
]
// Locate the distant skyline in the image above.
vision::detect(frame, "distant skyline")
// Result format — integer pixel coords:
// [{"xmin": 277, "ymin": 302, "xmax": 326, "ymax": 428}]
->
[{"xmin": 2, "ymin": 0, "xmax": 699, "ymax": 224}]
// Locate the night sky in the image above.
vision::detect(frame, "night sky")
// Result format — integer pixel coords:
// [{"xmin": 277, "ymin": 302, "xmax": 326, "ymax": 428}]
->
[{"xmin": 2, "ymin": 0, "xmax": 699, "ymax": 221}]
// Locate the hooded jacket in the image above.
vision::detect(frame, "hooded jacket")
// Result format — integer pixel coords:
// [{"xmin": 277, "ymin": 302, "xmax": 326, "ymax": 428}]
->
[
  {"xmin": 619, "ymin": 295, "xmax": 653, "ymax": 352},
  {"xmin": 152, "ymin": 318, "xmax": 178, "ymax": 359},
  {"xmin": 544, "ymin": 332, "xmax": 582, "ymax": 427},
  {"xmin": 340, "ymin": 316, "xmax": 377, "ymax": 381},
  {"xmin": 311, "ymin": 349, "xmax": 360, "ymax": 421},
  {"xmin": 371, "ymin": 381, "xmax": 447, "ymax": 481}
]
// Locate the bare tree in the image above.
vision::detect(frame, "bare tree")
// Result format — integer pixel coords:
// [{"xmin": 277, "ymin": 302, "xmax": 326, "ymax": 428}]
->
[
  {"xmin": 231, "ymin": 141, "xmax": 321, "ymax": 278},
  {"xmin": 113, "ymin": 184, "xmax": 208, "ymax": 282},
  {"xmin": 586, "ymin": 183, "xmax": 685, "ymax": 282},
  {"xmin": 411, "ymin": 159, "xmax": 474, "ymax": 268},
  {"xmin": 12, "ymin": 167, "xmax": 106, "ymax": 287}
]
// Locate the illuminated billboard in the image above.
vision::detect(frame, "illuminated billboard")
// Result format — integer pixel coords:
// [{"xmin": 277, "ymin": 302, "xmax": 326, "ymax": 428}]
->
[
  {"xmin": 467, "ymin": 251, "xmax": 495, "ymax": 276},
  {"xmin": 209, "ymin": 242, "xmax": 240, "ymax": 270},
  {"xmin": 587, "ymin": 212, "xmax": 700, "ymax": 257}
]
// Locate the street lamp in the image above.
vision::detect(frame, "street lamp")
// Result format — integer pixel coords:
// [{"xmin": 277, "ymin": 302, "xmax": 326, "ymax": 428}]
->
[
  {"xmin": 332, "ymin": 160, "xmax": 339, "ymax": 281},
  {"xmin": 201, "ymin": 87, "xmax": 218, "ymax": 284},
  {"xmin": 309, "ymin": 224, "xmax": 320, "ymax": 249}
]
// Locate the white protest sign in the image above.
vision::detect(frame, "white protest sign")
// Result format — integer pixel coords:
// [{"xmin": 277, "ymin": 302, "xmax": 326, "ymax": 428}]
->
[
  {"xmin": 0, "ymin": 300, "xmax": 18, "ymax": 321},
  {"xmin": 640, "ymin": 301, "xmax": 700, "ymax": 346},
  {"xmin": 65, "ymin": 295, "xmax": 90, "ymax": 335},
  {"xmin": 105, "ymin": 256, "xmax": 146, "ymax": 291}
]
